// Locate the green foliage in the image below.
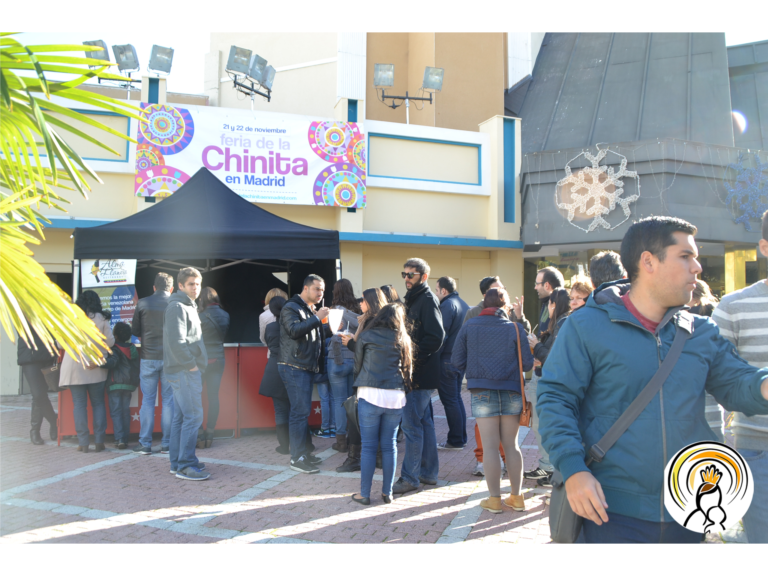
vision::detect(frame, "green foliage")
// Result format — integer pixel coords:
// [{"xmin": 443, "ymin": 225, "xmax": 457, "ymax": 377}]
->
[{"xmin": 1, "ymin": 32, "xmax": 144, "ymax": 362}]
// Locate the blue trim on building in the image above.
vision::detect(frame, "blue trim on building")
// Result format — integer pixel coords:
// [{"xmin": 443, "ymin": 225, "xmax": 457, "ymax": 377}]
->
[
  {"xmin": 33, "ymin": 108, "xmax": 131, "ymax": 164},
  {"xmin": 46, "ymin": 218, "xmax": 113, "ymax": 229},
  {"xmin": 367, "ymin": 132, "xmax": 482, "ymax": 186},
  {"xmin": 339, "ymin": 232, "xmax": 522, "ymax": 249},
  {"xmin": 503, "ymin": 118, "xmax": 516, "ymax": 223},
  {"xmin": 148, "ymin": 78, "xmax": 160, "ymax": 104},
  {"xmin": 348, "ymin": 99, "xmax": 358, "ymax": 123}
]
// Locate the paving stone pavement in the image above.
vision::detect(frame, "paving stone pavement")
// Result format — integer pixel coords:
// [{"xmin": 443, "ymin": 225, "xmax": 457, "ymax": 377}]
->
[{"xmin": 0, "ymin": 391, "xmax": 738, "ymax": 544}]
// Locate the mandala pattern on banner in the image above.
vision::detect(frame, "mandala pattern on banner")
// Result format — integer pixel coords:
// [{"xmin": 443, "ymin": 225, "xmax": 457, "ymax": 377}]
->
[
  {"xmin": 135, "ymin": 166, "xmax": 190, "ymax": 198},
  {"xmin": 135, "ymin": 143, "xmax": 165, "ymax": 172},
  {"xmin": 723, "ymin": 152, "xmax": 768, "ymax": 232},
  {"xmin": 555, "ymin": 148, "xmax": 640, "ymax": 233},
  {"xmin": 138, "ymin": 103, "xmax": 195, "ymax": 155},
  {"xmin": 313, "ymin": 164, "xmax": 367, "ymax": 208},
  {"xmin": 308, "ymin": 121, "xmax": 361, "ymax": 164},
  {"xmin": 345, "ymin": 135, "xmax": 366, "ymax": 173}
]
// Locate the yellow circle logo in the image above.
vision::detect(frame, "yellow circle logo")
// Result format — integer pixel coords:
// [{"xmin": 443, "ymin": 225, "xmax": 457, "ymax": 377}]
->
[{"xmin": 664, "ymin": 441, "xmax": 753, "ymax": 534}]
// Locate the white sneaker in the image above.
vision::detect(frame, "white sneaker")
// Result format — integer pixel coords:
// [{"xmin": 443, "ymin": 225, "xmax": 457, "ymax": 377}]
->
[{"xmin": 472, "ymin": 462, "xmax": 484, "ymax": 477}]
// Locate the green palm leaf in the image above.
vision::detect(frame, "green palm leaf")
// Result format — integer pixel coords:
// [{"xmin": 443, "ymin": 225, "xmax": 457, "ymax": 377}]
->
[{"xmin": 1, "ymin": 33, "xmax": 145, "ymax": 363}]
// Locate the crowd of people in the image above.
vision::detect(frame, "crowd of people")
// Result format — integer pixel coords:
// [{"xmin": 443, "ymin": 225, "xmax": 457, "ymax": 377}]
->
[{"xmin": 15, "ymin": 212, "xmax": 768, "ymax": 543}]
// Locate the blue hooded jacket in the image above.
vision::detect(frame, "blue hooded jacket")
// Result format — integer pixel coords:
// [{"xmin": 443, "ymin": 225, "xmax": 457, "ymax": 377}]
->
[{"xmin": 537, "ymin": 280, "xmax": 768, "ymax": 523}]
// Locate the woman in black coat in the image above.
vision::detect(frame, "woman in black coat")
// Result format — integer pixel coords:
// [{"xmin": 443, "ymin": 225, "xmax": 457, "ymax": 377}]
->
[
  {"xmin": 17, "ymin": 330, "xmax": 58, "ymax": 445},
  {"xmin": 258, "ymin": 297, "xmax": 291, "ymax": 454}
]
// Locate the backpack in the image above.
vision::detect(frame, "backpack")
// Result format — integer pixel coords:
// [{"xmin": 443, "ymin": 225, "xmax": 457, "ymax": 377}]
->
[{"xmin": 106, "ymin": 344, "xmax": 140, "ymax": 390}]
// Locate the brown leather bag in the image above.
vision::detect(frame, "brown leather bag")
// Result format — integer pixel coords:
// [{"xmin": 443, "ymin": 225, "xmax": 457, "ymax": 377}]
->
[{"xmin": 513, "ymin": 322, "xmax": 533, "ymax": 427}]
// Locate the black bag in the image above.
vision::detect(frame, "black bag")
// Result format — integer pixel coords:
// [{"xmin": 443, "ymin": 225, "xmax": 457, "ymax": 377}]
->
[
  {"xmin": 42, "ymin": 355, "xmax": 63, "ymax": 393},
  {"xmin": 548, "ymin": 317, "xmax": 692, "ymax": 543},
  {"xmin": 343, "ymin": 394, "xmax": 358, "ymax": 433}
]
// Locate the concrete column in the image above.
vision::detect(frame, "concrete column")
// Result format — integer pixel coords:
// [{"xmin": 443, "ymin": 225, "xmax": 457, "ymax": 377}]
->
[
  {"xmin": 204, "ymin": 50, "xmax": 221, "ymax": 107},
  {"xmin": 490, "ymin": 249, "xmax": 524, "ymax": 300},
  {"xmin": 340, "ymin": 242, "xmax": 364, "ymax": 295},
  {"xmin": 479, "ymin": 115, "xmax": 521, "ymax": 242},
  {"xmin": 724, "ymin": 247, "xmax": 756, "ymax": 294}
]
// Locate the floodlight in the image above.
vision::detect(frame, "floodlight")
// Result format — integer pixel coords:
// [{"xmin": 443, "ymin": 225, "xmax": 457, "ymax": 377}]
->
[
  {"xmin": 226, "ymin": 46, "xmax": 252, "ymax": 75},
  {"xmin": 148, "ymin": 45, "xmax": 174, "ymax": 74},
  {"xmin": 423, "ymin": 67, "xmax": 444, "ymax": 91},
  {"xmin": 248, "ymin": 54, "xmax": 267, "ymax": 82},
  {"xmin": 374, "ymin": 64, "xmax": 394, "ymax": 87},
  {"xmin": 83, "ymin": 40, "xmax": 109, "ymax": 69},
  {"xmin": 261, "ymin": 65, "xmax": 276, "ymax": 90},
  {"xmin": 112, "ymin": 44, "xmax": 139, "ymax": 72}
]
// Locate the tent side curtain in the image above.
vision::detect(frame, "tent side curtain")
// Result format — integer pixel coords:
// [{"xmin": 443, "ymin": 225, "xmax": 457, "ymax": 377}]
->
[{"xmin": 73, "ymin": 167, "xmax": 340, "ymax": 260}]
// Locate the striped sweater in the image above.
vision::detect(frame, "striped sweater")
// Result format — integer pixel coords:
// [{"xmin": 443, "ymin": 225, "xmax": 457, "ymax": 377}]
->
[{"xmin": 712, "ymin": 280, "xmax": 768, "ymax": 451}]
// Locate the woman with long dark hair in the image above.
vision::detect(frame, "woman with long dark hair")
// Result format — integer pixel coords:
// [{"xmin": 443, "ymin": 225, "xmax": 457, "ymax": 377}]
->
[
  {"xmin": 452, "ymin": 288, "xmax": 534, "ymax": 513},
  {"xmin": 59, "ymin": 290, "xmax": 114, "ymax": 453},
  {"xmin": 351, "ymin": 304, "xmax": 413, "ymax": 505},
  {"xmin": 335, "ymin": 287, "xmax": 389, "ymax": 473},
  {"xmin": 527, "ymin": 287, "xmax": 571, "ymax": 367},
  {"xmin": 196, "ymin": 287, "xmax": 230, "ymax": 449},
  {"xmin": 327, "ymin": 279, "xmax": 362, "ymax": 453},
  {"xmin": 380, "ymin": 285, "xmax": 402, "ymax": 304}
]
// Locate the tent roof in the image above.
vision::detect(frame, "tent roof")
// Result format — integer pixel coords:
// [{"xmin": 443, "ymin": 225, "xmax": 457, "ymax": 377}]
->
[{"xmin": 74, "ymin": 168, "xmax": 340, "ymax": 260}]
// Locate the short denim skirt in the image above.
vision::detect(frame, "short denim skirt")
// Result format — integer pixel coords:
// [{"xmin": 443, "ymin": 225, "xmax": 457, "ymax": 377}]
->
[{"xmin": 470, "ymin": 389, "xmax": 523, "ymax": 418}]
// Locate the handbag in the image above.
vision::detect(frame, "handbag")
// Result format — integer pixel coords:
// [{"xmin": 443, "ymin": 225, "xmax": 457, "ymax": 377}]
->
[
  {"xmin": 343, "ymin": 394, "xmax": 358, "ymax": 432},
  {"xmin": 41, "ymin": 354, "xmax": 64, "ymax": 393},
  {"xmin": 548, "ymin": 316, "xmax": 692, "ymax": 543},
  {"xmin": 513, "ymin": 322, "xmax": 533, "ymax": 428}
]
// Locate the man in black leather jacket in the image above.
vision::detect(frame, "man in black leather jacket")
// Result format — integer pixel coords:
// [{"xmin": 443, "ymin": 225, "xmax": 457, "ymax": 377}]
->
[
  {"xmin": 131, "ymin": 273, "xmax": 175, "ymax": 455},
  {"xmin": 277, "ymin": 274, "xmax": 332, "ymax": 474},
  {"xmin": 393, "ymin": 258, "xmax": 445, "ymax": 495}
]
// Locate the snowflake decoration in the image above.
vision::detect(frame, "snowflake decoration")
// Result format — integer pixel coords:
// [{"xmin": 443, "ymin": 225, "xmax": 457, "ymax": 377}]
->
[
  {"xmin": 723, "ymin": 152, "xmax": 768, "ymax": 232},
  {"xmin": 555, "ymin": 148, "xmax": 640, "ymax": 233}
]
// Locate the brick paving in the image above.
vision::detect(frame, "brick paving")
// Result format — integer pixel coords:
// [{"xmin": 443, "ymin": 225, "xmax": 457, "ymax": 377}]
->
[{"xmin": 0, "ymin": 392, "xmax": 738, "ymax": 544}]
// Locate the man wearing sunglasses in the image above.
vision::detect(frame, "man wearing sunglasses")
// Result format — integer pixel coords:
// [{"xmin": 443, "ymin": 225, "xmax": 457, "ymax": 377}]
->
[{"xmin": 393, "ymin": 258, "xmax": 445, "ymax": 495}]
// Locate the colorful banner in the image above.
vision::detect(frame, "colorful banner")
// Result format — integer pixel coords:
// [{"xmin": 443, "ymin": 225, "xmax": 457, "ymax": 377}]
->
[
  {"xmin": 92, "ymin": 285, "xmax": 140, "ymax": 344},
  {"xmin": 133, "ymin": 103, "xmax": 367, "ymax": 208},
  {"xmin": 81, "ymin": 259, "xmax": 137, "ymax": 288}
]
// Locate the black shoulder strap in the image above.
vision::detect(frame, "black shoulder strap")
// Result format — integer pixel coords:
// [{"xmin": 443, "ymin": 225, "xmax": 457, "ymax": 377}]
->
[{"xmin": 586, "ymin": 318, "xmax": 692, "ymax": 465}]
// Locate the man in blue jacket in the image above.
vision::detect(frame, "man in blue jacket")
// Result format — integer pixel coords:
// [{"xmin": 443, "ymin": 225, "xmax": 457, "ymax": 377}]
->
[
  {"xmin": 435, "ymin": 276, "xmax": 470, "ymax": 450},
  {"xmin": 537, "ymin": 216, "xmax": 768, "ymax": 543}
]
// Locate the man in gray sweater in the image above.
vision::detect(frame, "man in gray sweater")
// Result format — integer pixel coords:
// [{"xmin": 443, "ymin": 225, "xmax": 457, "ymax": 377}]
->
[
  {"xmin": 711, "ymin": 209, "xmax": 768, "ymax": 543},
  {"xmin": 164, "ymin": 267, "xmax": 209, "ymax": 481}
]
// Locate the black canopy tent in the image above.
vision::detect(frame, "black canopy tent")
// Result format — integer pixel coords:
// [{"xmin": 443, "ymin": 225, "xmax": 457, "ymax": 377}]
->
[{"xmin": 73, "ymin": 167, "xmax": 340, "ymax": 343}]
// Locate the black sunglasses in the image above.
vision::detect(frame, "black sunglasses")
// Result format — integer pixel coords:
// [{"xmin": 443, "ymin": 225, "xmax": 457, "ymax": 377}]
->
[{"xmin": 402, "ymin": 272, "xmax": 422, "ymax": 279}]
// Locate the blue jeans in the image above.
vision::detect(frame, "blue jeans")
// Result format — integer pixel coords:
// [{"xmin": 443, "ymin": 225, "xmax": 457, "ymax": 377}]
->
[
  {"xmin": 138, "ymin": 359, "xmax": 174, "ymax": 448},
  {"xmin": 272, "ymin": 397, "xmax": 291, "ymax": 426},
  {"xmin": 581, "ymin": 512, "xmax": 701, "ymax": 543},
  {"xmin": 203, "ymin": 359, "xmax": 226, "ymax": 430},
  {"xmin": 740, "ymin": 449, "xmax": 768, "ymax": 543},
  {"xmin": 359, "ymin": 398, "xmax": 402, "ymax": 498},
  {"xmin": 437, "ymin": 360, "xmax": 467, "ymax": 446},
  {"xmin": 279, "ymin": 365, "xmax": 325, "ymax": 460},
  {"xmin": 108, "ymin": 390, "xmax": 132, "ymax": 443},
  {"xmin": 328, "ymin": 358, "xmax": 355, "ymax": 434},
  {"xmin": 400, "ymin": 389, "xmax": 439, "ymax": 487},
  {"xmin": 527, "ymin": 374, "xmax": 553, "ymax": 472},
  {"xmin": 317, "ymin": 372, "xmax": 334, "ymax": 430},
  {"xmin": 70, "ymin": 382, "xmax": 107, "ymax": 447},
  {"xmin": 167, "ymin": 369, "xmax": 204, "ymax": 472}
]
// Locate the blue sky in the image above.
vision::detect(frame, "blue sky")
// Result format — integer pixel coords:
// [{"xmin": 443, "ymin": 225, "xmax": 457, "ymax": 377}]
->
[{"xmin": 16, "ymin": 32, "xmax": 768, "ymax": 97}]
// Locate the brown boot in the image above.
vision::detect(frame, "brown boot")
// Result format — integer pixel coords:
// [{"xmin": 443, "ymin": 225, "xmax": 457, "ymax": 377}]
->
[
  {"xmin": 480, "ymin": 496, "xmax": 503, "ymax": 514},
  {"xmin": 503, "ymin": 494, "xmax": 525, "ymax": 511},
  {"xmin": 331, "ymin": 432, "xmax": 348, "ymax": 452}
]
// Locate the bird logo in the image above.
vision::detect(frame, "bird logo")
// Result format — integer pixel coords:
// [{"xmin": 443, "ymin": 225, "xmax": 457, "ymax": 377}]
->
[
  {"xmin": 91, "ymin": 260, "xmax": 101, "ymax": 283},
  {"xmin": 664, "ymin": 441, "xmax": 753, "ymax": 534}
]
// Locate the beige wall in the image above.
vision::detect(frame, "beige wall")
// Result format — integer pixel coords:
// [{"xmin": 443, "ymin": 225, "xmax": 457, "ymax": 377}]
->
[
  {"xmin": 435, "ymin": 33, "xmax": 505, "ymax": 132},
  {"xmin": 363, "ymin": 186, "xmax": 488, "ymax": 238},
  {"xmin": 368, "ymin": 136, "xmax": 479, "ymax": 184},
  {"xmin": 366, "ymin": 33, "xmax": 409, "ymax": 124},
  {"xmin": 39, "ymin": 173, "xmax": 137, "ymax": 222}
]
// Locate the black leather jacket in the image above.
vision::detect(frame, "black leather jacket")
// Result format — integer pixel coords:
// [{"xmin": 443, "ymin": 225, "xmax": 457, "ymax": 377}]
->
[
  {"xmin": 200, "ymin": 304, "xmax": 230, "ymax": 361},
  {"xmin": 278, "ymin": 295, "xmax": 330, "ymax": 372},
  {"xmin": 132, "ymin": 290, "xmax": 171, "ymax": 360},
  {"xmin": 353, "ymin": 326, "xmax": 406, "ymax": 391}
]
